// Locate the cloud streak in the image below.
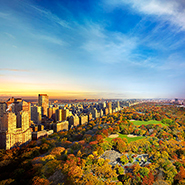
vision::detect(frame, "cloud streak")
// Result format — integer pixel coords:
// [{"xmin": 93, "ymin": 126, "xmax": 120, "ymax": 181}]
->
[
  {"xmin": 30, "ymin": 5, "xmax": 71, "ymax": 29},
  {"xmin": 0, "ymin": 68, "xmax": 29, "ymax": 72},
  {"xmin": 5, "ymin": 32, "xmax": 15, "ymax": 39},
  {"xmin": 106, "ymin": 0, "xmax": 185, "ymax": 31}
]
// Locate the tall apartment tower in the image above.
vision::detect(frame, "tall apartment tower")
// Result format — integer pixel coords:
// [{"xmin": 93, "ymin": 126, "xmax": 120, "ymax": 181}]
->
[
  {"xmin": 17, "ymin": 111, "xmax": 30, "ymax": 130},
  {"xmin": 69, "ymin": 114, "xmax": 79, "ymax": 127},
  {"xmin": 62, "ymin": 108, "xmax": 69, "ymax": 121},
  {"xmin": 116, "ymin": 101, "xmax": 120, "ymax": 111},
  {"xmin": 0, "ymin": 112, "xmax": 17, "ymax": 132},
  {"xmin": 47, "ymin": 107, "xmax": 53, "ymax": 118},
  {"xmin": 38, "ymin": 94, "xmax": 49, "ymax": 116},
  {"xmin": 92, "ymin": 108, "xmax": 97, "ymax": 118},
  {"xmin": 103, "ymin": 102, "xmax": 106, "ymax": 108},
  {"xmin": 55, "ymin": 109, "xmax": 62, "ymax": 122},
  {"xmin": 100, "ymin": 109, "xmax": 104, "ymax": 117},
  {"xmin": 6, "ymin": 98, "xmax": 31, "ymax": 120},
  {"xmin": 31, "ymin": 106, "xmax": 42, "ymax": 124},
  {"xmin": 0, "ymin": 111, "xmax": 31, "ymax": 150},
  {"xmin": 0, "ymin": 102, "xmax": 7, "ymax": 117},
  {"xmin": 107, "ymin": 102, "xmax": 112, "ymax": 109}
]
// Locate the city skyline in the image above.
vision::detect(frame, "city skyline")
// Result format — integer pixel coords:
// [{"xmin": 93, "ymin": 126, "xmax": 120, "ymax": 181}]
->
[{"xmin": 0, "ymin": 0, "xmax": 185, "ymax": 99}]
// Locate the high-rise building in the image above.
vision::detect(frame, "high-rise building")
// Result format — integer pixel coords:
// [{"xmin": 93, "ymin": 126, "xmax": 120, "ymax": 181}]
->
[
  {"xmin": 62, "ymin": 108, "xmax": 69, "ymax": 121},
  {"xmin": 0, "ymin": 102, "xmax": 7, "ymax": 117},
  {"xmin": 49, "ymin": 106, "xmax": 58, "ymax": 120},
  {"xmin": 100, "ymin": 109, "xmax": 104, "ymax": 117},
  {"xmin": 31, "ymin": 106, "xmax": 42, "ymax": 124},
  {"xmin": 0, "ymin": 111, "xmax": 31, "ymax": 150},
  {"xmin": 103, "ymin": 102, "xmax": 106, "ymax": 108},
  {"xmin": 55, "ymin": 109, "xmax": 62, "ymax": 122},
  {"xmin": 107, "ymin": 102, "xmax": 112, "ymax": 109},
  {"xmin": 1, "ymin": 112, "xmax": 17, "ymax": 132},
  {"xmin": 92, "ymin": 108, "xmax": 97, "ymax": 118},
  {"xmin": 88, "ymin": 112, "xmax": 93, "ymax": 122},
  {"xmin": 116, "ymin": 101, "xmax": 120, "ymax": 108},
  {"xmin": 103, "ymin": 108, "xmax": 109, "ymax": 115},
  {"xmin": 108, "ymin": 108, "xmax": 112, "ymax": 114},
  {"xmin": 53, "ymin": 121, "xmax": 69, "ymax": 132},
  {"xmin": 38, "ymin": 94, "xmax": 49, "ymax": 116},
  {"xmin": 47, "ymin": 107, "xmax": 53, "ymax": 118},
  {"xmin": 79, "ymin": 114, "xmax": 88, "ymax": 125},
  {"xmin": 17, "ymin": 111, "xmax": 30, "ymax": 130},
  {"xmin": 6, "ymin": 98, "xmax": 31, "ymax": 118},
  {"xmin": 69, "ymin": 114, "xmax": 79, "ymax": 127}
]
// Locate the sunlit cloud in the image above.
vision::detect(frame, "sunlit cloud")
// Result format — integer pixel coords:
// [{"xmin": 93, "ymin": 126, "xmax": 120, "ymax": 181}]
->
[{"xmin": 0, "ymin": 68, "xmax": 29, "ymax": 72}]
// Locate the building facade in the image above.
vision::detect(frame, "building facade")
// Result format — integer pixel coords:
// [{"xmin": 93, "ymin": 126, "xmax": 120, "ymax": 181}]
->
[
  {"xmin": 31, "ymin": 106, "xmax": 42, "ymax": 124},
  {"xmin": 62, "ymin": 108, "xmax": 69, "ymax": 121},
  {"xmin": 79, "ymin": 114, "xmax": 88, "ymax": 125},
  {"xmin": 38, "ymin": 94, "xmax": 49, "ymax": 116},
  {"xmin": 0, "ymin": 111, "xmax": 32, "ymax": 150},
  {"xmin": 55, "ymin": 109, "xmax": 62, "ymax": 122},
  {"xmin": 53, "ymin": 121, "xmax": 69, "ymax": 132},
  {"xmin": 0, "ymin": 102, "xmax": 7, "ymax": 117},
  {"xmin": 69, "ymin": 114, "xmax": 79, "ymax": 127}
]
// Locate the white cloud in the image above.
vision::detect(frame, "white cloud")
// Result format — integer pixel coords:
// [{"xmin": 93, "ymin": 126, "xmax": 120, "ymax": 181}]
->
[
  {"xmin": 80, "ymin": 23, "xmax": 138, "ymax": 64},
  {"xmin": 0, "ymin": 68, "xmax": 29, "ymax": 72},
  {"xmin": 5, "ymin": 32, "xmax": 15, "ymax": 39},
  {"xmin": 106, "ymin": 0, "xmax": 185, "ymax": 31},
  {"xmin": 159, "ymin": 53, "xmax": 185, "ymax": 70},
  {"xmin": 34, "ymin": 34, "xmax": 64, "ymax": 46},
  {"xmin": 0, "ymin": 12, "xmax": 9, "ymax": 18},
  {"xmin": 30, "ymin": 5, "xmax": 71, "ymax": 29}
]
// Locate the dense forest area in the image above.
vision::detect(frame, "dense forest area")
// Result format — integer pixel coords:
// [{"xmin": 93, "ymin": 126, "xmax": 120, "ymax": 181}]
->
[{"xmin": 0, "ymin": 103, "xmax": 185, "ymax": 185}]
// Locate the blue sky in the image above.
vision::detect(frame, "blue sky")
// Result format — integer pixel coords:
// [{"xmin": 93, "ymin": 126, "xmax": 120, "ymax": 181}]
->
[{"xmin": 0, "ymin": 0, "xmax": 185, "ymax": 99}]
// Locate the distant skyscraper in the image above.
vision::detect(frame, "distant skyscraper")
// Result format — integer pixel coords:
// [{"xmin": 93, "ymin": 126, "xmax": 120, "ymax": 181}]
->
[
  {"xmin": 107, "ymin": 102, "xmax": 112, "ymax": 109},
  {"xmin": 116, "ymin": 101, "xmax": 120, "ymax": 111},
  {"xmin": 69, "ymin": 114, "xmax": 79, "ymax": 127},
  {"xmin": 79, "ymin": 114, "xmax": 88, "ymax": 125},
  {"xmin": 92, "ymin": 108, "xmax": 97, "ymax": 118},
  {"xmin": 100, "ymin": 109, "xmax": 104, "ymax": 117},
  {"xmin": 31, "ymin": 106, "xmax": 42, "ymax": 124},
  {"xmin": 62, "ymin": 108, "xmax": 69, "ymax": 121},
  {"xmin": 47, "ymin": 107, "xmax": 53, "ymax": 118},
  {"xmin": 55, "ymin": 109, "xmax": 62, "ymax": 122},
  {"xmin": 38, "ymin": 94, "xmax": 49, "ymax": 116},
  {"xmin": 103, "ymin": 102, "xmax": 106, "ymax": 108}
]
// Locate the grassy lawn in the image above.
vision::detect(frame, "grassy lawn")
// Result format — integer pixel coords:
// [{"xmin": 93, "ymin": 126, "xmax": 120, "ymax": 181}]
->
[
  {"xmin": 106, "ymin": 120, "xmax": 167, "ymax": 143},
  {"xmin": 106, "ymin": 133, "xmax": 145, "ymax": 143},
  {"xmin": 130, "ymin": 120, "xmax": 166, "ymax": 126}
]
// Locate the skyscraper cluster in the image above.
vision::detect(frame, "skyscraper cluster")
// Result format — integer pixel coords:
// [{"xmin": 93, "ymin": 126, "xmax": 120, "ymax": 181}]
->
[
  {"xmin": 0, "ymin": 94, "xmax": 122, "ymax": 150},
  {"xmin": 0, "ymin": 98, "xmax": 32, "ymax": 149}
]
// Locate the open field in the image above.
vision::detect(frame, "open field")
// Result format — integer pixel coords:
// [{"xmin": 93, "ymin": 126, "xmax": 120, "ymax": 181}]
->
[
  {"xmin": 130, "ymin": 120, "xmax": 166, "ymax": 126},
  {"xmin": 106, "ymin": 133, "xmax": 145, "ymax": 143}
]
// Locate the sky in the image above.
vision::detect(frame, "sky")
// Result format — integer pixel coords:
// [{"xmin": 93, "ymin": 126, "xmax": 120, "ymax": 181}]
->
[{"xmin": 0, "ymin": 0, "xmax": 185, "ymax": 99}]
